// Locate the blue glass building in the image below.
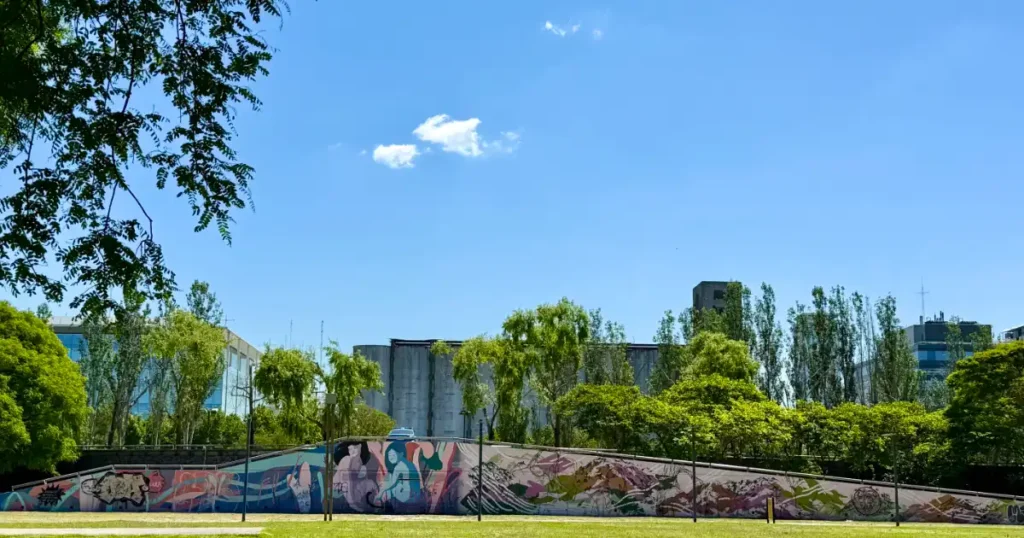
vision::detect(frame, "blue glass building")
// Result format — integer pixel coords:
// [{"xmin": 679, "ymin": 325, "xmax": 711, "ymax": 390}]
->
[{"xmin": 50, "ymin": 316, "xmax": 261, "ymax": 416}]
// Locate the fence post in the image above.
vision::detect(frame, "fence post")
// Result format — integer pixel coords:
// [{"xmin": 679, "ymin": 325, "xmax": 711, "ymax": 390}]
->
[{"xmin": 477, "ymin": 419, "xmax": 483, "ymax": 521}]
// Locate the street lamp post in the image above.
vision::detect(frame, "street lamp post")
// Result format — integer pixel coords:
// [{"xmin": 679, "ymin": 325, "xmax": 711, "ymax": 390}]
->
[
  {"xmin": 241, "ymin": 358, "xmax": 253, "ymax": 522},
  {"xmin": 691, "ymin": 423, "xmax": 697, "ymax": 523},
  {"xmin": 324, "ymin": 393, "xmax": 337, "ymax": 522},
  {"xmin": 883, "ymin": 433, "xmax": 900, "ymax": 527}
]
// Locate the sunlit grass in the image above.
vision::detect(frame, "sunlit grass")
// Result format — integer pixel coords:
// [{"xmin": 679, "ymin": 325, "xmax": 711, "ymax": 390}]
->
[{"xmin": 0, "ymin": 513, "xmax": 1020, "ymax": 536}]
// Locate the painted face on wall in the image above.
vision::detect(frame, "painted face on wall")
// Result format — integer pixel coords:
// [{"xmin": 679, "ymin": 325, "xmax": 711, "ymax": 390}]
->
[
  {"xmin": 388, "ymin": 449, "xmax": 398, "ymax": 465},
  {"xmin": 348, "ymin": 444, "xmax": 360, "ymax": 458}
]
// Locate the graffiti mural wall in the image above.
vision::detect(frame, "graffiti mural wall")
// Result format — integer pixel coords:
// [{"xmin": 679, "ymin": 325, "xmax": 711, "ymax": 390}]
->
[{"xmin": 1, "ymin": 440, "xmax": 1020, "ymax": 525}]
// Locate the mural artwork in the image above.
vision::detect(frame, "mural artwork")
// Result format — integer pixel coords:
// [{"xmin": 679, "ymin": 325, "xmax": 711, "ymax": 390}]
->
[{"xmin": 1, "ymin": 440, "xmax": 1020, "ymax": 525}]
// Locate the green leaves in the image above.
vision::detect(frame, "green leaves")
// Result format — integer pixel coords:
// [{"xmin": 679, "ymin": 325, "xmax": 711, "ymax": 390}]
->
[
  {"xmin": 0, "ymin": 0, "xmax": 287, "ymax": 318},
  {"xmin": 946, "ymin": 341, "xmax": 1024, "ymax": 464},
  {"xmin": 0, "ymin": 301, "xmax": 88, "ymax": 473},
  {"xmin": 253, "ymin": 347, "xmax": 319, "ymax": 409},
  {"xmin": 145, "ymin": 309, "xmax": 228, "ymax": 444},
  {"xmin": 253, "ymin": 342, "xmax": 383, "ymax": 440}
]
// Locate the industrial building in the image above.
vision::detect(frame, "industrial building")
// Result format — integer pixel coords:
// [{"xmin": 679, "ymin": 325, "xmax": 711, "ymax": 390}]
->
[
  {"xmin": 49, "ymin": 316, "xmax": 261, "ymax": 416},
  {"xmin": 354, "ymin": 339, "xmax": 660, "ymax": 438},
  {"xmin": 1004, "ymin": 324, "xmax": 1024, "ymax": 341},
  {"xmin": 692, "ymin": 281, "xmax": 730, "ymax": 312}
]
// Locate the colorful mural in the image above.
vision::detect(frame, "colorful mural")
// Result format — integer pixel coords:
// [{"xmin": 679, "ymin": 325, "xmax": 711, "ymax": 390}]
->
[{"xmin": 1, "ymin": 440, "xmax": 1020, "ymax": 525}]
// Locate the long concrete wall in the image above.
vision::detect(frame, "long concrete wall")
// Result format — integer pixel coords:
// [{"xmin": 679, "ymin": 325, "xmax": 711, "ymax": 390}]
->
[
  {"xmin": 3, "ymin": 440, "xmax": 1021, "ymax": 525},
  {"xmin": 355, "ymin": 341, "xmax": 660, "ymax": 438}
]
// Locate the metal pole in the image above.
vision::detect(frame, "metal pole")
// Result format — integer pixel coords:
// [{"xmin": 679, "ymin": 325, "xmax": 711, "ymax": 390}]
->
[
  {"xmin": 241, "ymin": 360, "xmax": 252, "ymax": 522},
  {"xmin": 691, "ymin": 423, "xmax": 697, "ymax": 523},
  {"xmin": 477, "ymin": 419, "xmax": 483, "ymax": 521},
  {"xmin": 327, "ymin": 403, "xmax": 333, "ymax": 522},
  {"xmin": 893, "ymin": 436, "xmax": 900, "ymax": 527}
]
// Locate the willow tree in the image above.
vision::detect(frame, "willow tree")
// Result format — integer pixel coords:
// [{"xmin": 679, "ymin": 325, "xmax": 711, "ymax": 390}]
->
[{"xmin": 254, "ymin": 344, "xmax": 383, "ymax": 441}]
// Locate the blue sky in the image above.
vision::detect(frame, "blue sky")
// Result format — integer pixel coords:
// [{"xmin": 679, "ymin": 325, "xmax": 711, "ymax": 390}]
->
[{"xmin": 6, "ymin": 1, "xmax": 1024, "ymax": 352}]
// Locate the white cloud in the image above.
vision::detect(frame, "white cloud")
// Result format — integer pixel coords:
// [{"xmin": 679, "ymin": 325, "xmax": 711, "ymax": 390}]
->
[
  {"xmin": 592, "ymin": 28, "xmax": 603, "ymax": 40},
  {"xmin": 483, "ymin": 131, "xmax": 522, "ymax": 155},
  {"xmin": 544, "ymin": 20, "xmax": 567, "ymax": 37},
  {"xmin": 358, "ymin": 149, "xmax": 367, "ymax": 156},
  {"xmin": 372, "ymin": 144, "xmax": 419, "ymax": 169},
  {"xmin": 572, "ymin": 24, "xmax": 581, "ymax": 34},
  {"xmin": 413, "ymin": 114, "xmax": 483, "ymax": 157}
]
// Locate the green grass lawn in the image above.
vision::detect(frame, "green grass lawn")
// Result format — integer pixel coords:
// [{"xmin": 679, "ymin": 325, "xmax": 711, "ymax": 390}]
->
[{"xmin": 0, "ymin": 514, "xmax": 1022, "ymax": 537}]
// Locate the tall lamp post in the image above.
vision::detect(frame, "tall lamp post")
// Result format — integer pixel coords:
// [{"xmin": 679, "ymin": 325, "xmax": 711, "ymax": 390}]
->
[
  {"xmin": 324, "ymin": 393, "xmax": 337, "ymax": 522},
  {"xmin": 690, "ymin": 423, "xmax": 697, "ymax": 524},
  {"xmin": 883, "ymin": 433, "xmax": 900, "ymax": 527},
  {"xmin": 241, "ymin": 356, "xmax": 253, "ymax": 522}
]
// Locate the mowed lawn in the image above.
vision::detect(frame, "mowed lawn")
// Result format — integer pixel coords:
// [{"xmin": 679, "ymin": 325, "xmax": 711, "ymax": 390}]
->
[{"xmin": 0, "ymin": 513, "xmax": 1022, "ymax": 537}]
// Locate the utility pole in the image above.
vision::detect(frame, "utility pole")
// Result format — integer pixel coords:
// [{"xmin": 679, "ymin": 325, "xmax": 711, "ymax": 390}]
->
[
  {"xmin": 324, "ymin": 393, "xmax": 337, "ymax": 522},
  {"xmin": 241, "ymin": 357, "xmax": 253, "ymax": 522},
  {"xmin": 319, "ymin": 321, "xmax": 324, "ymax": 370},
  {"xmin": 691, "ymin": 423, "xmax": 697, "ymax": 523},
  {"xmin": 477, "ymin": 419, "xmax": 483, "ymax": 522}
]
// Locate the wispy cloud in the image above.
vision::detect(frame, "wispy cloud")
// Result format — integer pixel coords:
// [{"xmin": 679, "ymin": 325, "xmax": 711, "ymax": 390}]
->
[
  {"xmin": 545, "ymin": 20, "xmax": 580, "ymax": 37},
  {"xmin": 358, "ymin": 149, "xmax": 367, "ymax": 156},
  {"xmin": 592, "ymin": 28, "xmax": 603, "ymax": 40},
  {"xmin": 483, "ymin": 131, "xmax": 522, "ymax": 155},
  {"xmin": 413, "ymin": 114, "xmax": 484, "ymax": 157},
  {"xmin": 372, "ymin": 144, "xmax": 419, "ymax": 169},
  {"xmin": 544, "ymin": 21, "xmax": 567, "ymax": 37}
]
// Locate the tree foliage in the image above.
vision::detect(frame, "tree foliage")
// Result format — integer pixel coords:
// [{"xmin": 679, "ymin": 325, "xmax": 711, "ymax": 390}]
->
[
  {"xmin": 0, "ymin": 302, "xmax": 88, "ymax": 473},
  {"xmin": 145, "ymin": 309, "xmax": 227, "ymax": 444},
  {"xmin": 105, "ymin": 292, "xmax": 150, "ymax": 447},
  {"xmin": 650, "ymin": 310, "xmax": 685, "ymax": 394},
  {"xmin": 787, "ymin": 302, "xmax": 812, "ymax": 403},
  {"xmin": 186, "ymin": 280, "xmax": 224, "ymax": 326},
  {"xmin": 254, "ymin": 343, "xmax": 383, "ymax": 441},
  {"xmin": 753, "ymin": 283, "xmax": 786, "ymax": 403},
  {"xmin": 946, "ymin": 341, "xmax": 1024, "ymax": 464},
  {"xmin": 583, "ymin": 308, "xmax": 632, "ymax": 386},
  {"xmin": 873, "ymin": 295, "xmax": 920, "ymax": 403},
  {"xmin": 0, "ymin": 0, "xmax": 287, "ymax": 318}
]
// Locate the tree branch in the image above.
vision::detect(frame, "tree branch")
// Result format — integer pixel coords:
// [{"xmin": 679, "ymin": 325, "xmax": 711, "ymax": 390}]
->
[{"xmin": 16, "ymin": 0, "xmax": 46, "ymax": 61}]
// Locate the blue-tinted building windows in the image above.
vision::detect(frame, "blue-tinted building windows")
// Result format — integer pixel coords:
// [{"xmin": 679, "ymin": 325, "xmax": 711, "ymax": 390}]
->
[{"xmin": 51, "ymin": 326, "xmax": 257, "ymax": 418}]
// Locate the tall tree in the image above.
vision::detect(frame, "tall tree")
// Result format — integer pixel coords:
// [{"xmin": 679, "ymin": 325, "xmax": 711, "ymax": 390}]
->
[
  {"xmin": 519, "ymin": 298, "xmax": 590, "ymax": 447},
  {"xmin": 0, "ymin": 302, "xmax": 88, "ymax": 473},
  {"xmin": 753, "ymin": 283, "xmax": 787, "ymax": 403},
  {"xmin": 830, "ymin": 286, "xmax": 858, "ymax": 403},
  {"xmin": 787, "ymin": 302, "xmax": 813, "ymax": 402},
  {"xmin": 810, "ymin": 286, "xmax": 840, "ymax": 406},
  {"xmin": 921, "ymin": 317, "xmax": 966, "ymax": 410},
  {"xmin": 0, "ymin": 0, "xmax": 288, "ymax": 319},
  {"xmin": 78, "ymin": 314, "xmax": 116, "ymax": 435},
  {"xmin": 322, "ymin": 342, "xmax": 385, "ymax": 438},
  {"xmin": 723, "ymin": 281, "xmax": 752, "ymax": 344},
  {"xmin": 35, "ymin": 303, "xmax": 51, "ymax": 321},
  {"xmin": 651, "ymin": 310, "xmax": 686, "ymax": 394},
  {"xmin": 583, "ymin": 308, "xmax": 633, "ymax": 386},
  {"xmin": 970, "ymin": 325, "xmax": 994, "ymax": 353},
  {"xmin": 254, "ymin": 344, "xmax": 383, "ymax": 441},
  {"xmin": 186, "ymin": 280, "xmax": 224, "ymax": 326},
  {"xmin": 851, "ymin": 293, "xmax": 877, "ymax": 404},
  {"xmin": 947, "ymin": 341, "xmax": 1024, "ymax": 464},
  {"xmin": 873, "ymin": 295, "xmax": 920, "ymax": 403},
  {"xmin": 440, "ymin": 338, "xmax": 494, "ymax": 438},
  {"xmin": 145, "ymin": 310, "xmax": 227, "ymax": 444},
  {"xmin": 105, "ymin": 292, "xmax": 151, "ymax": 447}
]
